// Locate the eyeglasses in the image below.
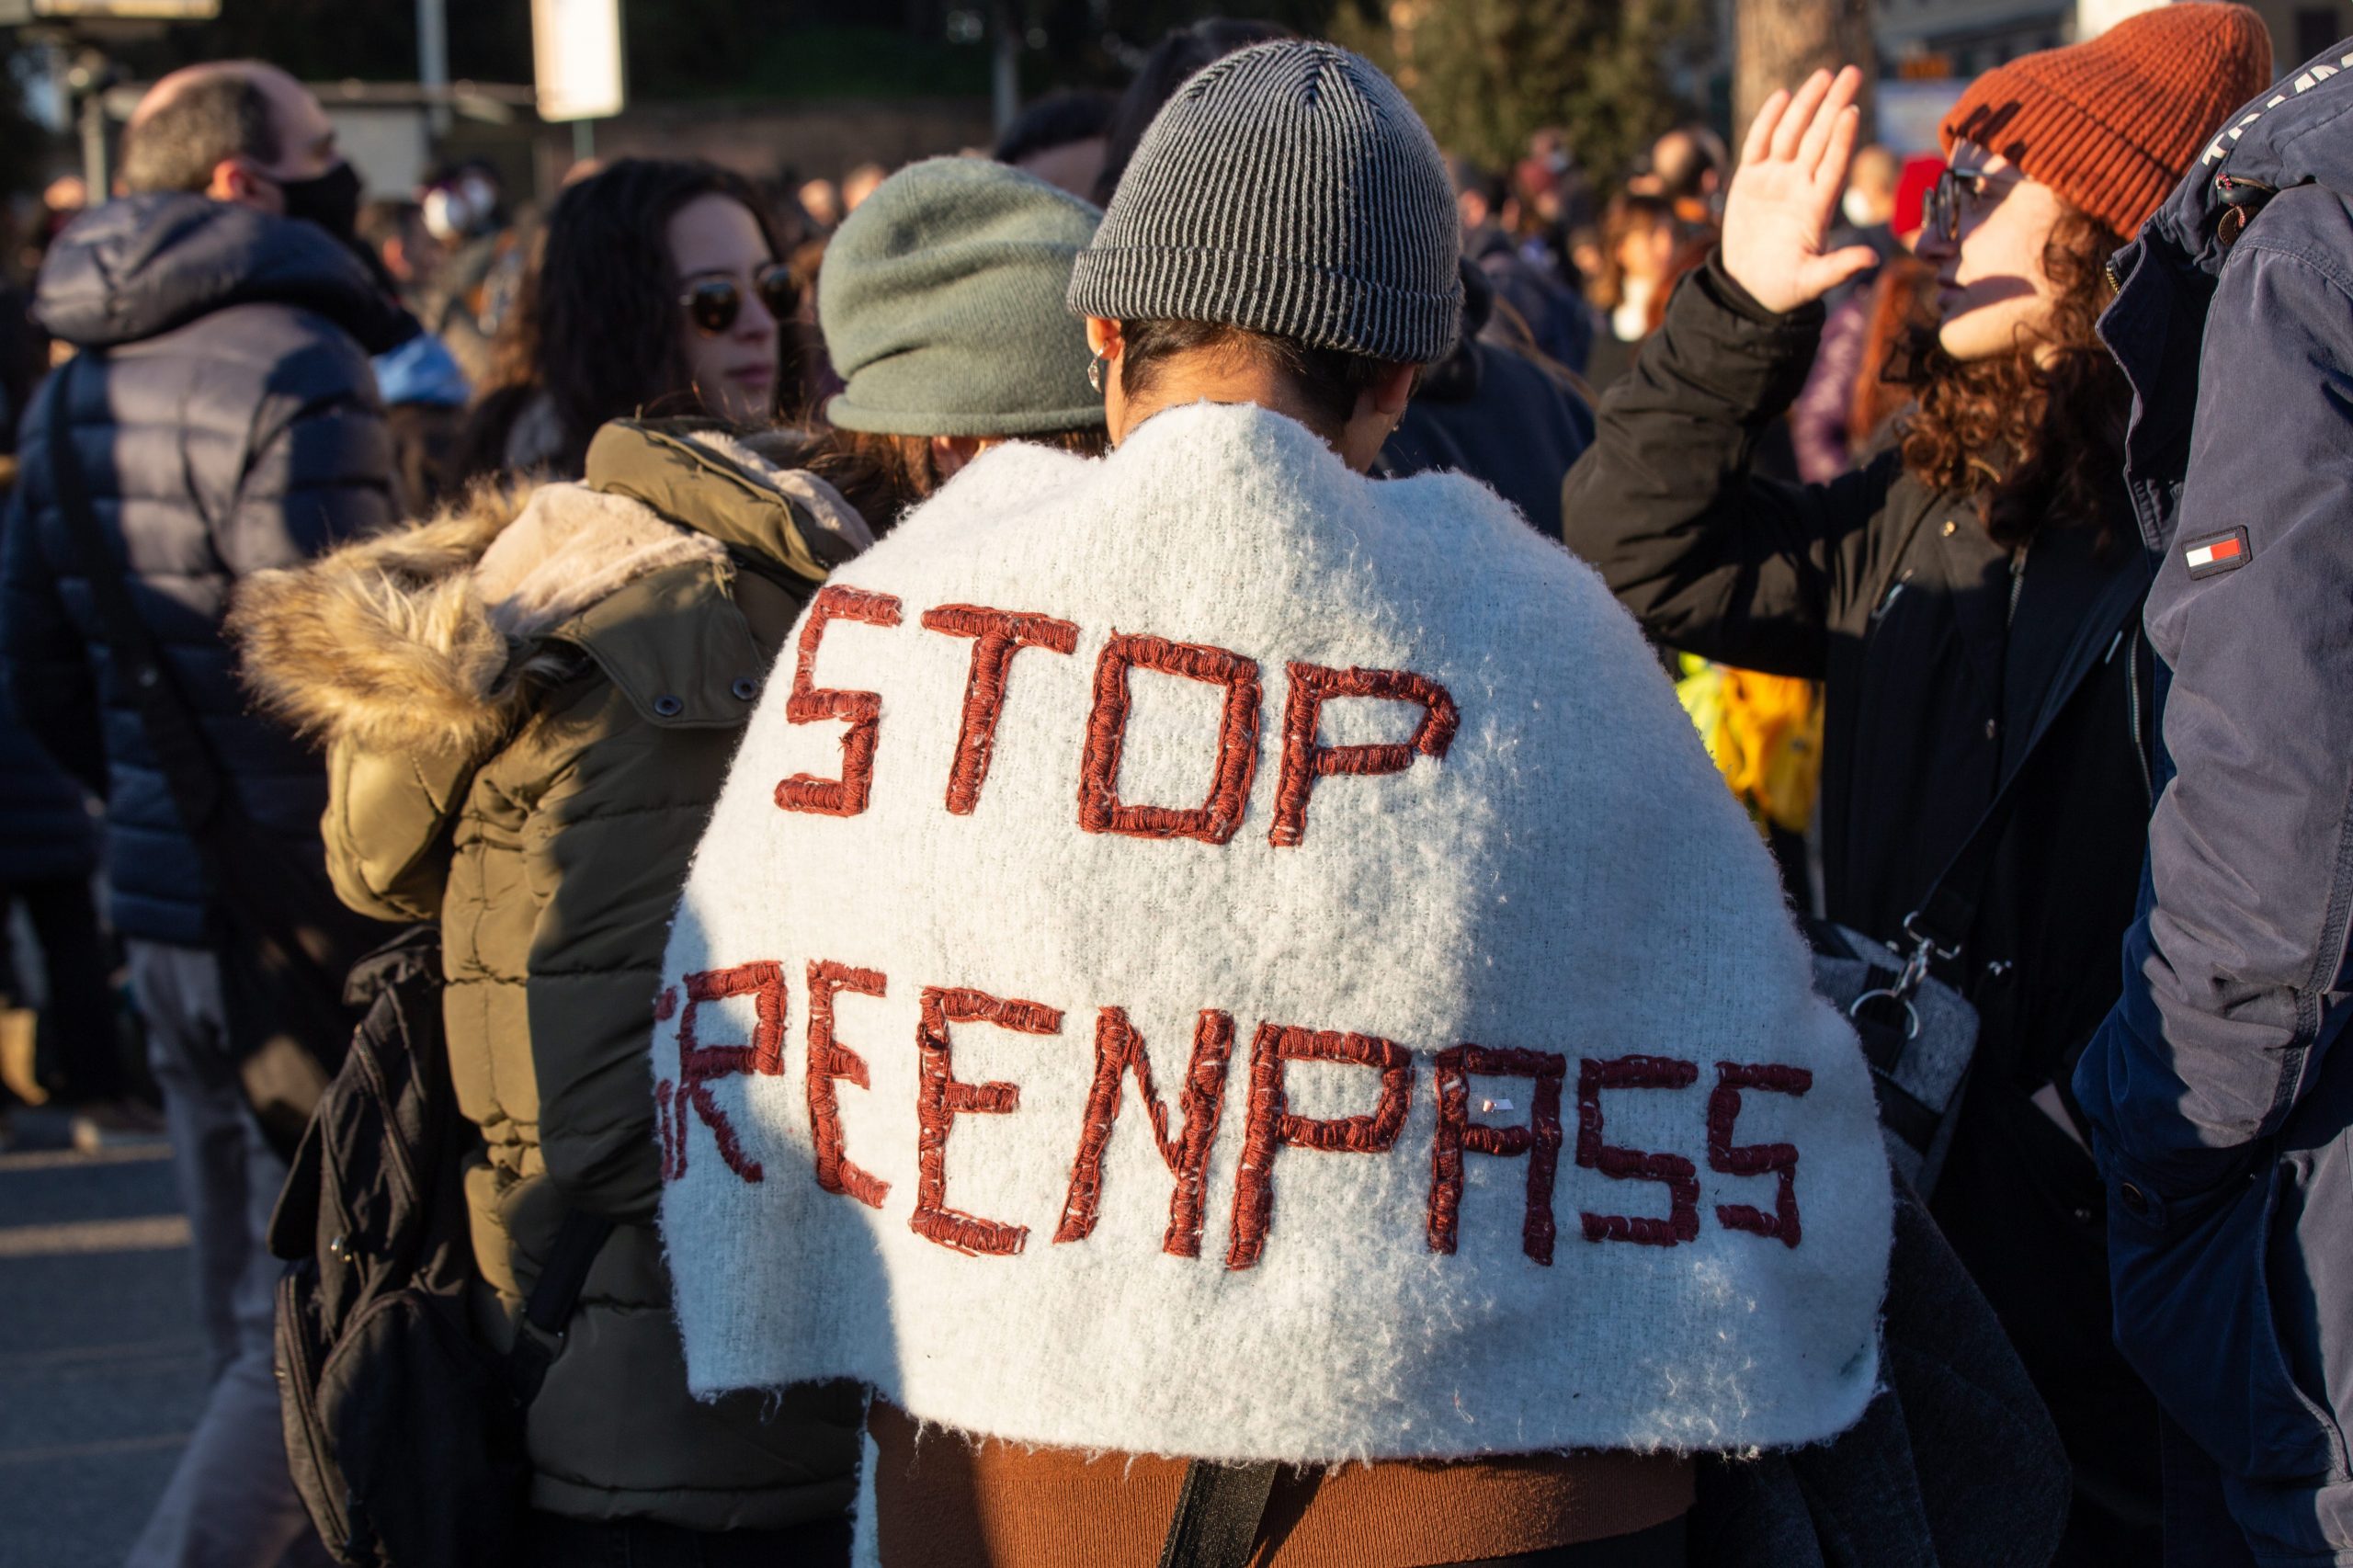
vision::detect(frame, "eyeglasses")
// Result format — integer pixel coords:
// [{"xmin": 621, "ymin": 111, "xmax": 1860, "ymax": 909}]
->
[
  {"xmin": 1922, "ymin": 167, "xmax": 2014, "ymax": 244},
  {"xmin": 680, "ymin": 263, "xmax": 798, "ymax": 335}
]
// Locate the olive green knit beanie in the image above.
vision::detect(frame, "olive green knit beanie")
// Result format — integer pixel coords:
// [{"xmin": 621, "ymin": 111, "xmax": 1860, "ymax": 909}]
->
[{"xmin": 820, "ymin": 157, "xmax": 1104, "ymax": 437}]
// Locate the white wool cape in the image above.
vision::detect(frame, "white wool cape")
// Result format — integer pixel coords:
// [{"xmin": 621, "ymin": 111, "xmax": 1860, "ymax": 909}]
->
[{"xmin": 654, "ymin": 401, "xmax": 1892, "ymax": 1467}]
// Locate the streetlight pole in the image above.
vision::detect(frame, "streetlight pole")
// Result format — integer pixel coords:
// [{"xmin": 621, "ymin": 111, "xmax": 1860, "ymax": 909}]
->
[
  {"xmin": 78, "ymin": 87, "xmax": 106, "ymax": 196},
  {"xmin": 418, "ymin": 0, "xmax": 450, "ymax": 137},
  {"xmin": 64, "ymin": 51, "xmax": 117, "ymax": 198},
  {"xmin": 991, "ymin": 0, "xmax": 1019, "ymax": 135}
]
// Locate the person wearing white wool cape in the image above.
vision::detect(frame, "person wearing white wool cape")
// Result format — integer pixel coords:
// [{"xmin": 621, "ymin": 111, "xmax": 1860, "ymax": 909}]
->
[{"xmin": 651, "ymin": 40, "xmax": 1895, "ymax": 1568}]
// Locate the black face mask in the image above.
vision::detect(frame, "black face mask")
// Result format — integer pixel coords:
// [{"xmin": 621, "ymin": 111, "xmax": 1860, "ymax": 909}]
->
[{"xmin": 276, "ymin": 160, "xmax": 362, "ymax": 244}]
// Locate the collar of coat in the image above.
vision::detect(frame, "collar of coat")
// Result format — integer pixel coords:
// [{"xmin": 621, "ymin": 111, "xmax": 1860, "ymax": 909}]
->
[{"xmin": 229, "ymin": 421, "xmax": 874, "ymax": 760}]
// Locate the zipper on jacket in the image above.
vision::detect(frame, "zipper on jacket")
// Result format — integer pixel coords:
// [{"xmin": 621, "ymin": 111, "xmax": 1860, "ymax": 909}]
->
[
  {"xmin": 275, "ymin": 1271, "xmax": 354, "ymax": 1553},
  {"xmin": 1872, "ymin": 570, "xmax": 1913, "ymax": 626},
  {"xmin": 2007, "ymin": 541, "xmax": 2029, "ymax": 626},
  {"xmin": 2125, "ymin": 622, "xmax": 2154, "ymax": 809},
  {"xmin": 348, "ymin": 1040, "xmax": 421, "ymax": 1213}
]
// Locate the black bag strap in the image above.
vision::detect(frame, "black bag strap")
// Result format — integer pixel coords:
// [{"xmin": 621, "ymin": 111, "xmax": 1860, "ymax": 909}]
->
[
  {"xmin": 1902, "ymin": 566, "xmax": 2151, "ymax": 962},
  {"xmin": 509, "ymin": 1208, "xmax": 617, "ymax": 1404},
  {"xmin": 43, "ymin": 355, "xmax": 229, "ymax": 835},
  {"xmin": 1157, "ymin": 1460, "xmax": 1279, "ymax": 1568},
  {"xmin": 523, "ymin": 1209, "xmax": 616, "ymax": 1336}
]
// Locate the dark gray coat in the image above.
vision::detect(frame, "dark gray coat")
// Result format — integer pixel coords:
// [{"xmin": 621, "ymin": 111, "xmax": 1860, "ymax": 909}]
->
[
  {"xmin": 0, "ymin": 194, "xmax": 409, "ymax": 944},
  {"xmin": 2077, "ymin": 40, "xmax": 2353, "ymax": 1562}
]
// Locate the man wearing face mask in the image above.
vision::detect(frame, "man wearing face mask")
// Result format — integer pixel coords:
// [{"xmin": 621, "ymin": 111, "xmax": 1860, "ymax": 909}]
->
[{"xmin": 0, "ymin": 60, "xmax": 406, "ymax": 1568}]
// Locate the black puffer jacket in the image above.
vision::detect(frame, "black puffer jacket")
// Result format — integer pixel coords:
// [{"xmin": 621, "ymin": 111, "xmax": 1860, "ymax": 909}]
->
[
  {"xmin": 0, "ymin": 194, "xmax": 409, "ymax": 943},
  {"xmin": 1380, "ymin": 259, "xmax": 1595, "ymax": 539},
  {"xmin": 1563, "ymin": 257, "xmax": 2163, "ymax": 1559}
]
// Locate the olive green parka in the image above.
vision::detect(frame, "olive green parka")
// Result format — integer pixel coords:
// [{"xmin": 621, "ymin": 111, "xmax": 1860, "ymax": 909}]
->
[{"xmin": 233, "ymin": 421, "xmax": 870, "ymax": 1529}]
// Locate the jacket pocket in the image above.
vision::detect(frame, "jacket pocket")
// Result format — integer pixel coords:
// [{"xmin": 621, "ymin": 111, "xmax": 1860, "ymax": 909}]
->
[
  {"xmin": 2255, "ymin": 1150, "xmax": 2350, "ymax": 1480},
  {"xmin": 2109, "ymin": 1153, "xmax": 2346, "ymax": 1483}
]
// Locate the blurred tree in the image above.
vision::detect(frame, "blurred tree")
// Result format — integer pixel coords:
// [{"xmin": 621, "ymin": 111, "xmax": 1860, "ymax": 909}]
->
[
  {"xmin": 1333, "ymin": 0, "xmax": 1706, "ymax": 190},
  {"xmin": 98, "ymin": 1, "xmax": 529, "ymax": 86},
  {"xmin": 1733, "ymin": 0, "xmax": 1873, "ymax": 145}
]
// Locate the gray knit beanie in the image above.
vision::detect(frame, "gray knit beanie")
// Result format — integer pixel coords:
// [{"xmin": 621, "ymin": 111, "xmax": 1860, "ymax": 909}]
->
[
  {"xmin": 1067, "ymin": 40, "xmax": 1461, "ymax": 364},
  {"xmin": 821, "ymin": 157, "xmax": 1104, "ymax": 437}
]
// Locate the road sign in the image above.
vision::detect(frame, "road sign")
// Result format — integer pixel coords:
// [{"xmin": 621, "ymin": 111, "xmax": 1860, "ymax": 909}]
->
[{"xmin": 531, "ymin": 0, "xmax": 623, "ymax": 123}]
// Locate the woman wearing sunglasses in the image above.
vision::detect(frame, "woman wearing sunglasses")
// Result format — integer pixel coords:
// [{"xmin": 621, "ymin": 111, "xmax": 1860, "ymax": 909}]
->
[
  {"xmin": 457, "ymin": 158, "xmax": 802, "ymax": 482},
  {"xmin": 230, "ymin": 157, "xmax": 1105, "ymax": 1564},
  {"xmin": 1563, "ymin": 9, "xmax": 2270, "ymax": 1561}
]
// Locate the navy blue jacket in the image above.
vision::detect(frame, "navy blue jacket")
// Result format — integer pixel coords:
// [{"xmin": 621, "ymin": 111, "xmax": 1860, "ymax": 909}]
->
[
  {"xmin": 2078, "ymin": 43, "xmax": 2353, "ymax": 1563},
  {"xmin": 1383, "ymin": 258, "xmax": 1596, "ymax": 538},
  {"xmin": 0, "ymin": 195, "xmax": 407, "ymax": 944},
  {"xmin": 0, "ymin": 703, "xmax": 96, "ymax": 886}
]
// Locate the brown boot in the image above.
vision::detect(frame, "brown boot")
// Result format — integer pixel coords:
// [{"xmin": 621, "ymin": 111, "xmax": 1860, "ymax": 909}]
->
[{"xmin": 0, "ymin": 1006, "xmax": 43, "ymax": 1107}]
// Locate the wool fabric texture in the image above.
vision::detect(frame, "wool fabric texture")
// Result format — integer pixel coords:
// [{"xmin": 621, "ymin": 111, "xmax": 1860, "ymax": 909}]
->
[
  {"xmin": 822, "ymin": 157, "xmax": 1104, "ymax": 437},
  {"xmin": 1941, "ymin": 3, "xmax": 2272, "ymax": 241},
  {"xmin": 650, "ymin": 401, "xmax": 1893, "ymax": 1497},
  {"xmin": 1067, "ymin": 40, "xmax": 1462, "ymax": 363}
]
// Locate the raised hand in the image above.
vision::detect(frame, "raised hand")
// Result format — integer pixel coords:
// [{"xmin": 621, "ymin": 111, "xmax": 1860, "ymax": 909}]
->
[{"xmin": 1721, "ymin": 66, "xmax": 1880, "ymax": 315}]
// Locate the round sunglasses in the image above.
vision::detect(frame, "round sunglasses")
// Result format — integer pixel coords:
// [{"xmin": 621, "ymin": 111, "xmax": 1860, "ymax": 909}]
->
[
  {"xmin": 1921, "ymin": 166, "xmax": 2019, "ymax": 245},
  {"xmin": 679, "ymin": 263, "xmax": 798, "ymax": 335}
]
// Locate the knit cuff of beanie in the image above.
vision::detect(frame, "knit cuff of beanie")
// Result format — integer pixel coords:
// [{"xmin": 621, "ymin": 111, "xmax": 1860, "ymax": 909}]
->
[
  {"xmin": 1067, "ymin": 246, "xmax": 1461, "ymax": 367},
  {"xmin": 825, "ymin": 385, "xmax": 1106, "ymax": 439},
  {"xmin": 1943, "ymin": 92, "xmax": 2185, "ymax": 244},
  {"xmin": 1938, "ymin": 3, "xmax": 2275, "ymax": 242}
]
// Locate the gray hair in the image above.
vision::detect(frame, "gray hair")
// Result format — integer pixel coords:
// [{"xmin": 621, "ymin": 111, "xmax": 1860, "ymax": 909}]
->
[{"xmin": 121, "ymin": 71, "xmax": 278, "ymax": 195}]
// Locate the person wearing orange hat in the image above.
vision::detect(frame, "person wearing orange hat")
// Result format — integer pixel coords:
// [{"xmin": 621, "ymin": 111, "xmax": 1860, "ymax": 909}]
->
[{"xmin": 1563, "ymin": 7, "xmax": 2273, "ymax": 1559}]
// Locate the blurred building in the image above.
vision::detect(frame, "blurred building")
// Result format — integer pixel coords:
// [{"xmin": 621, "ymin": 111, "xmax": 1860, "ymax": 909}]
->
[
  {"xmin": 1847, "ymin": 0, "xmax": 2353, "ymax": 153},
  {"xmin": 1881, "ymin": 0, "xmax": 2353, "ymax": 83},
  {"xmin": 1879, "ymin": 0, "xmax": 2067, "ymax": 77}
]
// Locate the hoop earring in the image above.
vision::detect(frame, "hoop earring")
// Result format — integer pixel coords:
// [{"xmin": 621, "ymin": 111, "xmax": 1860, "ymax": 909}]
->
[{"xmin": 1086, "ymin": 351, "xmax": 1107, "ymax": 394}]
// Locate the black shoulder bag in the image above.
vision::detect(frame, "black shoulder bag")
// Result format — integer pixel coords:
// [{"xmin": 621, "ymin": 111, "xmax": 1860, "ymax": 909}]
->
[
  {"xmin": 1810, "ymin": 567, "xmax": 2149, "ymax": 1197},
  {"xmin": 45, "ymin": 354, "xmax": 379, "ymax": 1159}
]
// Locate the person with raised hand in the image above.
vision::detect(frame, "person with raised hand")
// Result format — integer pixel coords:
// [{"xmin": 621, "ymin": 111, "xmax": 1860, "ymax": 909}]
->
[{"xmin": 1562, "ymin": 11, "xmax": 2274, "ymax": 1560}]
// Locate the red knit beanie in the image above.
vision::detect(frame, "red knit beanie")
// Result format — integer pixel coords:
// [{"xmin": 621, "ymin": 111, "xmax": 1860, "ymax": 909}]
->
[{"xmin": 1941, "ymin": 3, "xmax": 2274, "ymax": 240}]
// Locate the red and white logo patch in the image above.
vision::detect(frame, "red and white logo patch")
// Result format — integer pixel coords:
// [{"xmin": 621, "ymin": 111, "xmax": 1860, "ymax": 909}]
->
[{"xmin": 2184, "ymin": 527, "xmax": 2251, "ymax": 579}]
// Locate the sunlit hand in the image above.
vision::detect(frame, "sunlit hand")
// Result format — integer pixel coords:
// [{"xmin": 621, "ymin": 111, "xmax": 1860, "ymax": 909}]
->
[{"xmin": 1721, "ymin": 65, "xmax": 1879, "ymax": 314}]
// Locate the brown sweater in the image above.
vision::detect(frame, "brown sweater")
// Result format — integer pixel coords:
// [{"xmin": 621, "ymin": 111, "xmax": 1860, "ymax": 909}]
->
[{"xmin": 868, "ymin": 1401, "xmax": 1693, "ymax": 1568}]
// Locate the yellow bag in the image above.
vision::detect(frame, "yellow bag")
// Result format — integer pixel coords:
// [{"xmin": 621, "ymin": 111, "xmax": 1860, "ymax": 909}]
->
[{"xmin": 1676, "ymin": 654, "xmax": 1824, "ymax": 835}]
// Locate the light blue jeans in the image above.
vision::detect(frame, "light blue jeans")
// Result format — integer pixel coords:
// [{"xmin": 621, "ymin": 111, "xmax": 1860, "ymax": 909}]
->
[{"xmin": 122, "ymin": 941, "xmax": 327, "ymax": 1568}]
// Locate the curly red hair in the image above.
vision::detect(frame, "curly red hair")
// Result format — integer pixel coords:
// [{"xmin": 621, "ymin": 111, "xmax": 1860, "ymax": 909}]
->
[{"xmin": 1894, "ymin": 206, "xmax": 2127, "ymax": 549}]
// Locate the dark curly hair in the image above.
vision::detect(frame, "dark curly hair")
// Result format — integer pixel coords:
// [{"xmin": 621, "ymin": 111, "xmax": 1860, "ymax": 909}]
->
[
  {"xmin": 1894, "ymin": 205, "xmax": 2127, "ymax": 549},
  {"xmin": 457, "ymin": 159, "xmax": 796, "ymax": 482}
]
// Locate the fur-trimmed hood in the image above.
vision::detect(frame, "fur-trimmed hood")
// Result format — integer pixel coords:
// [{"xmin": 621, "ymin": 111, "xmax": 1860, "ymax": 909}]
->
[{"xmin": 233, "ymin": 421, "xmax": 872, "ymax": 759}]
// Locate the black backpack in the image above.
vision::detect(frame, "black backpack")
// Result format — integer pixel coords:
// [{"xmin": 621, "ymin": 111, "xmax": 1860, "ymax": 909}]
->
[{"xmin": 268, "ymin": 926, "xmax": 610, "ymax": 1566}]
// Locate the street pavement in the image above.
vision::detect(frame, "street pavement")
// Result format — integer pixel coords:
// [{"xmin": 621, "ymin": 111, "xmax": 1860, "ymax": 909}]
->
[{"xmin": 0, "ymin": 1108, "xmax": 207, "ymax": 1567}]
